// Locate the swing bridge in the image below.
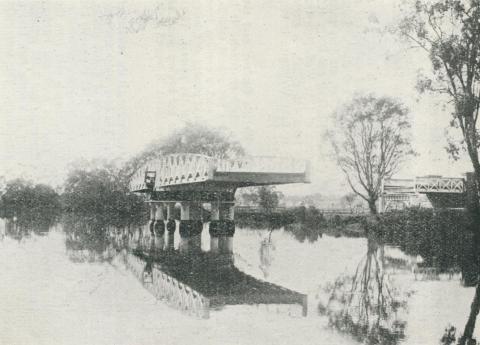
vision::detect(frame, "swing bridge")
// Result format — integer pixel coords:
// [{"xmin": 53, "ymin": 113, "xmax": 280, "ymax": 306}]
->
[{"xmin": 110, "ymin": 153, "xmax": 311, "ymax": 318}]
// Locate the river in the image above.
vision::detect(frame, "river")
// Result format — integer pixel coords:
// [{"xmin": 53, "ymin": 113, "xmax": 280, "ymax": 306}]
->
[{"xmin": 0, "ymin": 222, "xmax": 478, "ymax": 345}]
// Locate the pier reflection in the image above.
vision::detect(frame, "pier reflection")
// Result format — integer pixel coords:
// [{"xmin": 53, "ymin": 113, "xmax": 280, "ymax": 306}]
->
[{"xmin": 65, "ymin": 222, "xmax": 307, "ymax": 318}]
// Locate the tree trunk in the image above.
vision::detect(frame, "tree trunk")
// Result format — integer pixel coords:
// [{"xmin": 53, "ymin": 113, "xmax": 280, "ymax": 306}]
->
[
  {"xmin": 459, "ymin": 283, "xmax": 480, "ymax": 345},
  {"xmin": 460, "ymin": 171, "xmax": 480, "ymax": 343},
  {"xmin": 368, "ymin": 199, "xmax": 378, "ymax": 215}
]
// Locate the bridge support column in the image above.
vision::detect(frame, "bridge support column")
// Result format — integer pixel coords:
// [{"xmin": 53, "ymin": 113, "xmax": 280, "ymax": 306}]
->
[
  {"xmin": 209, "ymin": 201, "xmax": 235, "ymax": 255},
  {"xmin": 164, "ymin": 203, "xmax": 176, "ymax": 249},
  {"xmin": 153, "ymin": 203, "xmax": 165, "ymax": 250},
  {"xmin": 214, "ymin": 202, "xmax": 235, "ymax": 254},
  {"xmin": 179, "ymin": 202, "xmax": 203, "ymax": 253},
  {"xmin": 136, "ymin": 226, "xmax": 143, "ymax": 250},
  {"xmin": 189, "ymin": 203, "xmax": 203, "ymax": 252},
  {"xmin": 154, "ymin": 203, "xmax": 165, "ymax": 235},
  {"xmin": 148, "ymin": 203, "xmax": 156, "ymax": 236},
  {"xmin": 209, "ymin": 202, "xmax": 220, "ymax": 253},
  {"xmin": 179, "ymin": 202, "xmax": 190, "ymax": 253}
]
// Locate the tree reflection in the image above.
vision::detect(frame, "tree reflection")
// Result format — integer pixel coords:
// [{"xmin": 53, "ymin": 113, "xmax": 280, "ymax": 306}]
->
[
  {"xmin": 285, "ymin": 223, "xmax": 322, "ymax": 243},
  {"xmin": 320, "ymin": 234, "xmax": 408, "ymax": 345},
  {"xmin": 63, "ymin": 215, "xmax": 115, "ymax": 263},
  {"xmin": 259, "ymin": 234, "xmax": 275, "ymax": 279}
]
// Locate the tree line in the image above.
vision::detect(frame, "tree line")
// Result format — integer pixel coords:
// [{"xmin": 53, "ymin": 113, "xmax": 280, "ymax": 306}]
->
[
  {"xmin": 0, "ymin": 122, "xmax": 280, "ymax": 237},
  {"xmin": 0, "ymin": 179, "xmax": 61, "ymax": 234}
]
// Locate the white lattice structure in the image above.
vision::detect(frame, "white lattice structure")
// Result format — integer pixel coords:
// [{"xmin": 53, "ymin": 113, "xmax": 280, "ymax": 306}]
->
[
  {"xmin": 129, "ymin": 154, "xmax": 310, "ymax": 192},
  {"xmin": 415, "ymin": 177, "xmax": 465, "ymax": 193},
  {"xmin": 380, "ymin": 176, "xmax": 466, "ymax": 212},
  {"xmin": 123, "ymin": 251, "xmax": 210, "ymax": 318},
  {"xmin": 383, "ymin": 176, "xmax": 465, "ymax": 195}
]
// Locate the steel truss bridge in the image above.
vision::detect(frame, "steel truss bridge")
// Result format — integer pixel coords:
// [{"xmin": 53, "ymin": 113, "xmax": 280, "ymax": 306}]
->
[
  {"xmin": 130, "ymin": 154, "xmax": 310, "ymax": 196},
  {"xmin": 380, "ymin": 175, "xmax": 468, "ymax": 212},
  {"xmin": 128, "ymin": 153, "xmax": 310, "ymax": 316}
]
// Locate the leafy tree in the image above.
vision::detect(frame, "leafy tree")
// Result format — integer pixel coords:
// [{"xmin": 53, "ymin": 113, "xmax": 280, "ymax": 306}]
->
[
  {"xmin": 123, "ymin": 122, "xmax": 245, "ymax": 180},
  {"xmin": 258, "ymin": 186, "xmax": 282, "ymax": 213},
  {"xmin": 328, "ymin": 95, "xmax": 414, "ymax": 214},
  {"xmin": 239, "ymin": 186, "xmax": 283, "ymax": 213},
  {"xmin": 62, "ymin": 163, "xmax": 146, "ymax": 234},
  {"xmin": 237, "ymin": 187, "xmax": 260, "ymax": 206},
  {"xmin": 0, "ymin": 179, "xmax": 61, "ymax": 232},
  {"xmin": 397, "ymin": 0, "xmax": 480, "ymax": 178},
  {"xmin": 395, "ymin": 1, "xmax": 480, "ymax": 342},
  {"xmin": 63, "ymin": 124, "xmax": 245, "ymax": 240}
]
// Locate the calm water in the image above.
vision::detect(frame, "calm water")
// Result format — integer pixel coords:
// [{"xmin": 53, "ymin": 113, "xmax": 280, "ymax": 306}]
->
[{"xmin": 0, "ymin": 220, "xmax": 477, "ymax": 345}]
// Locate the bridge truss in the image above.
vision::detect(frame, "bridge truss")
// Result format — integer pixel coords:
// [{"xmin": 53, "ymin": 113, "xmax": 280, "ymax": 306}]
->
[
  {"xmin": 381, "ymin": 176, "xmax": 466, "ymax": 212},
  {"xmin": 130, "ymin": 154, "xmax": 310, "ymax": 200}
]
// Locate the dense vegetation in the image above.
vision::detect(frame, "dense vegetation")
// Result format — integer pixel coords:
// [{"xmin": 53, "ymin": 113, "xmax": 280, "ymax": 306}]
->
[
  {"xmin": 236, "ymin": 205, "xmax": 366, "ymax": 242},
  {"xmin": 62, "ymin": 166, "xmax": 146, "ymax": 229},
  {"xmin": 0, "ymin": 179, "xmax": 61, "ymax": 233},
  {"xmin": 370, "ymin": 208, "xmax": 476, "ymax": 284}
]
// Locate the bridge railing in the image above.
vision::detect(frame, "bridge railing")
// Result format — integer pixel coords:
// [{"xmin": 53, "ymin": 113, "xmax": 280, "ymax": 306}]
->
[
  {"xmin": 415, "ymin": 177, "xmax": 465, "ymax": 193},
  {"xmin": 129, "ymin": 154, "xmax": 310, "ymax": 191},
  {"xmin": 214, "ymin": 156, "xmax": 308, "ymax": 174},
  {"xmin": 153, "ymin": 154, "xmax": 212, "ymax": 189},
  {"xmin": 383, "ymin": 176, "xmax": 465, "ymax": 195}
]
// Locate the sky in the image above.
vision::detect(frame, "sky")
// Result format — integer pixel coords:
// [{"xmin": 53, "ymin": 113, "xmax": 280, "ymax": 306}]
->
[{"xmin": 0, "ymin": 0, "xmax": 473, "ymax": 196}]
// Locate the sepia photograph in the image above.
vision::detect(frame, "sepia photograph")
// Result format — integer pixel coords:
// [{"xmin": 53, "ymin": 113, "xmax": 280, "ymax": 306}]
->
[{"xmin": 2, "ymin": 0, "xmax": 480, "ymax": 344}]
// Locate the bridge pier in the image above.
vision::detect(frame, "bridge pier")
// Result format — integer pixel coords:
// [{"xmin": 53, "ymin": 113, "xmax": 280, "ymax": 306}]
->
[
  {"xmin": 179, "ymin": 202, "xmax": 203, "ymax": 254},
  {"xmin": 209, "ymin": 201, "xmax": 220, "ymax": 253},
  {"xmin": 153, "ymin": 203, "xmax": 165, "ymax": 236},
  {"xmin": 153, "ymin": 203, "xmax": 165, "ymax": 250},
  {"xmin": 189, "ymin": 204, "xmax": 203, "ymax": 252},
  {"xmin": 166, "ymin": 203, "xmax": 176, "ymax": 250},
  {"xmin": 220, "ymin": 202, "xmax": 235, "ymax": 254},
  {"xmin": 209, "ymin": 201, "xmax": 235, "ymax": 256},
  {"xmin": 179, "ymin": 203, "xmax": 190, "ymax": 253},
  {"xmin": 135, "ymin": 226, "xmax": 142, "ymax": 249},
  {"xmin": 148, "ymin": 202, "xmax": 156, "ymax": 237}
]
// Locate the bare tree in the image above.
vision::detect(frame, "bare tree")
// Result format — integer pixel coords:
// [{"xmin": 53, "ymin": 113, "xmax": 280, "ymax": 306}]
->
[
  {"xmin": 322, "ymin": 236, "xmax": 408, "ymax": 344},
  {"xmin": 328, "ymin": 95, "xmax": 414, "ymax": 215}
]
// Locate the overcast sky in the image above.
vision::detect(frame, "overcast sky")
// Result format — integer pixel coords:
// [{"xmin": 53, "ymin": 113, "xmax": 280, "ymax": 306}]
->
[{"xmin": 0, "ymin": 0, "xmax": 473, "ymax": 195}]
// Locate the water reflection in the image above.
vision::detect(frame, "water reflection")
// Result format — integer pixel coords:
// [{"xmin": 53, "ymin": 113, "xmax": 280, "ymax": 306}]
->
[
  {"xmin": 259, "ymin": 235, "xmax": 275, "ymax": 278},
  {"xmin": 4, "ymin": 214, "xmax": 478, "ymax": 343},
  {"xmin": 320, "ymin": 234, "xmax": 409, "ymax": 345},
  {"xmin": 63, "ymin": 220, "xmax": 307, "ymax": 316},
  {"xmin": 285, "ymin": 223, "xmax": 323, "ymax": 243},
  {"xmin": 3, "ymin": 218, "xmax": 51, "ymax": 241}
]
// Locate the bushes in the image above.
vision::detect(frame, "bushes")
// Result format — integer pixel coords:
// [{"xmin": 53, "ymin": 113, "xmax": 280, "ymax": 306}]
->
[
  {"xmin": 235, "ymin": 205, "xmax": 366, "ymax": 242},
  {"xmin": 62, "ymin": 167, "xmax": 148, "ymax": 231},
  {"xmin": 373, "ymin": 208, "xmax": 472, "ymax": 272},
  {"xmin": 235, "ymin": 210, "xmax": 295, "ymax": 230},
  {"xmin": 0, "ymin": 179, "xmax": 61, "ymax": 233}
]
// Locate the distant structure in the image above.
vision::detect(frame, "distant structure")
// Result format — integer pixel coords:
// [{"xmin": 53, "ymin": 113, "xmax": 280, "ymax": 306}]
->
[{"xmin": 380, "ymin": 174, "xmax": 471, "ymax": 212}]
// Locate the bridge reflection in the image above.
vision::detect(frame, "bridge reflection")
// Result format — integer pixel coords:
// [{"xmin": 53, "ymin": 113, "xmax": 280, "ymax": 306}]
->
[{"xmin": 65, "ymin": 226, "xmax": 307, "ymax": 319}]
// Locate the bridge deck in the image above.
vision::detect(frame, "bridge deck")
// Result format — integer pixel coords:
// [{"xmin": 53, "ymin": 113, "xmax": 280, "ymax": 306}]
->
[{"xmin": 130, "ymin": 154, "xmax": 310, "ymax": 192}]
